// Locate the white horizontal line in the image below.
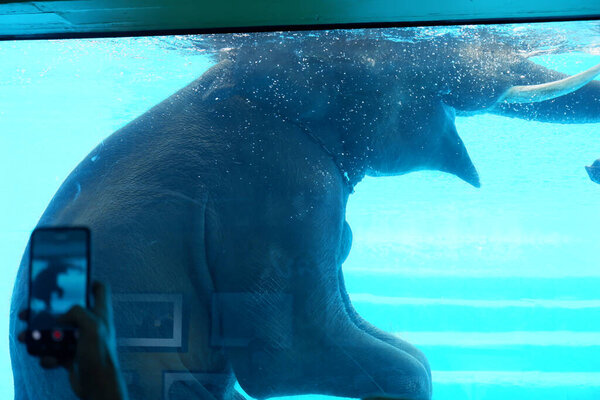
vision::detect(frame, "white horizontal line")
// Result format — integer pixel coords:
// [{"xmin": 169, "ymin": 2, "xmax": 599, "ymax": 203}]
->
[
  {"xmin": 432, "ymin": 371, "xmax": 600, "ymax": 386},
  {"xmin": 344, "ymin": 267, "xmax": 600, "ymax": 278},
  {"xmin": 354, "ymin": 232, "xmax": 572, "ymax": 247},
  {"xmin": 350, "ymin": 293, "xmax": 600, "ymax": 308},
  {"xmin": 394, "ymin": 331, "xmax": 600, "ymax": 346}
]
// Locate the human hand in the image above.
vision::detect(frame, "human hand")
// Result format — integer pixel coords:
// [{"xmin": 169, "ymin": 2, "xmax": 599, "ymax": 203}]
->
[{"xmin": 19, "ymin": 281, "xmax": 128, "ymax": 400}]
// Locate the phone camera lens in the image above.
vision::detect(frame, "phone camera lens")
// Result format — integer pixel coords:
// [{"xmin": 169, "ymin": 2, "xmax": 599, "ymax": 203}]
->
[{"xmin": 51, "ymin": 330, "xmax": 63, "ymax": 342}]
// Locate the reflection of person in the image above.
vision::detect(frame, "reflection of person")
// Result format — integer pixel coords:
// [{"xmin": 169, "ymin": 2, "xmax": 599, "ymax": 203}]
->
[
  {"xmin": 586, "ymin": 158, "xmax": 600, "ymax": 184},
  {"xmin": 31, "ymin": 259, "xmax": 83, "ymax": 310},
  {"xmin": 19, "ymin": 282, "xmax": 129, "ymax": 400}
]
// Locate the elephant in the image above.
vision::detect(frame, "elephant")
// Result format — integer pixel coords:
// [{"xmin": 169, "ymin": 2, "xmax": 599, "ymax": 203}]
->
[
  {"xmin": 9, "ymin": 30, "xmax": 600, "ymax": 400},
  {"xmin": 586, "ymin": 159, "xmax": 600, "ymax": 183}
]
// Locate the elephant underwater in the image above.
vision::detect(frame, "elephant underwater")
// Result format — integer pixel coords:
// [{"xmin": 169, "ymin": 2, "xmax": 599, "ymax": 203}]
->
[{"xmin": 9, "ymin": 29, "xmax": 600, "ymax": 400}]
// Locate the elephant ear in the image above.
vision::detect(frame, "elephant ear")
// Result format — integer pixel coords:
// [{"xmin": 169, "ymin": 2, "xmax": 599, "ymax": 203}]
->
[
  {"xmin": 435, "ymin": 113, "xmax": 481, "ymax": 188},
  {"xmin": 422, "ymin": 101, "xmax": 481, "ymax": 188}
]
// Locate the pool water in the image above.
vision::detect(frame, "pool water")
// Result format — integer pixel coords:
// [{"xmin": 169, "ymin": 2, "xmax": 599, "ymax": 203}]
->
[{"xmin": 1, "ymin": 21, "xmax": 599, "ymax": 400}]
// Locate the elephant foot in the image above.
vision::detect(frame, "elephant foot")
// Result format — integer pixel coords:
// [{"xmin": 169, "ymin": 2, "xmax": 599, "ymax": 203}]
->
[
  {"xmin": 224, "ymin": 295, "xmax": 431, "ymax": 400},
  {"xmin": 338, "ymin": 270, "xmax": 432, "ymax": 395}
]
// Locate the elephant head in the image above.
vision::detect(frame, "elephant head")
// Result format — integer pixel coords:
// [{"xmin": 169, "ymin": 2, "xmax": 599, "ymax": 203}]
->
[{"xmin": 221, "ymin": 33, "xmax": 600, "ymax": 190}]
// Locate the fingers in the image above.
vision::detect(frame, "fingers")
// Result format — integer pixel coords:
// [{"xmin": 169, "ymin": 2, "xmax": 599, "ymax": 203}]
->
[
  {"xmin": 17, "ymin": 310, "xmax": 29, "ymax": 343},
  {"xmin": 91, "ymin": 281, "xmax": 112, "ymax": 325},
  {"xmin": 40, "ymin": 355, "xmax": 72, "ymax": 370},
  {"xmin": 18, "ymin": 309, "xmax": 29, "ymax": 321},
  {"xmin": 40, "ymin": 356, "xmax": 60, "ymax": 369},
  {"xmin": 18, "ymin": 331, "xmax": 71, "ymax": 371},
  {"xmin": 69, "ymin": 366, "xmax": 83, "ymax": 398},
  {"xmin": 57, "ymin": 305, "xmax": 95, "ymax": 331},
  {"xmin": 51, "ymin": 281, "xmax": 112, "ymax": 333}
]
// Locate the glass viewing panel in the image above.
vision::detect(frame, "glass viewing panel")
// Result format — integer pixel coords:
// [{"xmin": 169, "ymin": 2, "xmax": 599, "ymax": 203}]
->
[{"xmin": 1, "ymin": 20, "xmax": 600, "ymax": 400}]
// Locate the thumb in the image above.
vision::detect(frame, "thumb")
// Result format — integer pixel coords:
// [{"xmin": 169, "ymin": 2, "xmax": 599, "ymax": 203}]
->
[
  {"xmin": 68, "ymin": 363, "xmax": 83, "ymax": 398},
  {"xmin": 57, "ymin": 305, "xmax": 95, "ymax": 332},
  {"xmin": 91, "ymin": 281, "xmax": 113, "ymax": 326}
]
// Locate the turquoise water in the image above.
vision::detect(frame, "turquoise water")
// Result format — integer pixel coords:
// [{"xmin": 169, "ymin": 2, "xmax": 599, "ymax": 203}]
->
[{"xmin": 1, "ymin": 21, "xmax": 599, "ymax": 399}]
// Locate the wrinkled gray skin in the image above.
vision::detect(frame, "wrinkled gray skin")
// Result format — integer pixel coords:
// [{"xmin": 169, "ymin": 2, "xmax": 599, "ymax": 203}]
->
[{"xmin": 10, "ymin": 34, "xmax": 600, "ymax": 400}]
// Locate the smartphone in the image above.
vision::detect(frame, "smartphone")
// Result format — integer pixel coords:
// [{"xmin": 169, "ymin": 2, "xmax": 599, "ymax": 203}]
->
[{"xmin": 26, "ymin": 227, "xmax": 90, "ymax": 357}]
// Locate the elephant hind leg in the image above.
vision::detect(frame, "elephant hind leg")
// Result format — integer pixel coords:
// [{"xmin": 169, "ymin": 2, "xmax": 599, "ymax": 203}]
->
[
  {"xmin": 337, "ymin": 223, "xmax": 431, "ymax": 389},
  {"xmin": 338, "ymin": 269, "xmax": 432, "ymax": 383},
  {"xmin": 221, "ymin": 291, "xmax": 431, "ymax": 400}
]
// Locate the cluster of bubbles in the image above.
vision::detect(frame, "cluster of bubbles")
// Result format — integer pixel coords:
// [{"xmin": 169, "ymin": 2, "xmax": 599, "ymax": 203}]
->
[{"xmin": 157, "ymin": 20, "xmax": 600, "ymax": 60}]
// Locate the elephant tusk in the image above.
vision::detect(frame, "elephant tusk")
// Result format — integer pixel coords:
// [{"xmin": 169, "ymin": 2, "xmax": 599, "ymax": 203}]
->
[{"xmin": 499, "ymin": 61, "xmax": 600, "ymax": 104}]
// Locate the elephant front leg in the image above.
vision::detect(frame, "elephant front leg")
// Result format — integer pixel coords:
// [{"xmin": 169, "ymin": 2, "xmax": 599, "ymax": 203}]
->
[{"xmin": 213, "ymin": 266, "xmax": 431, "ymax": 400}]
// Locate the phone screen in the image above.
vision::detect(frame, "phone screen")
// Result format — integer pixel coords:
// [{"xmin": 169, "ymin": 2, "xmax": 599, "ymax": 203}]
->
[{"xmin": 28, "ymin": 227, "xmax": 90, "ymax": 355}]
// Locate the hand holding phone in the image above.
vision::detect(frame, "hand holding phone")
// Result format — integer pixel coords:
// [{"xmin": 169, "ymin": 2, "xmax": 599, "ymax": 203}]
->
[
  {"xmin": 19, "ymin": 227, "xmax": 128, "ymax": 399},
  {"xmin": 26, "ymin": 227, "xmax": 90, "ymax": 357},
  {"xmin": 19, "ymin": 280, "xmax": 128, "ymax": 400}
]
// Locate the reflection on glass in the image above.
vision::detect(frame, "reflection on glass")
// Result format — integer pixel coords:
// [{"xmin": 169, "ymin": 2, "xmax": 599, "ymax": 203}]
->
[
  {"xmin": 2, "ymin": 21, "xmax": 600, "ymax": 400},
  {"xmin": 31, "ymin": 259, "xmax": 86, "ymax": 321}
]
